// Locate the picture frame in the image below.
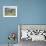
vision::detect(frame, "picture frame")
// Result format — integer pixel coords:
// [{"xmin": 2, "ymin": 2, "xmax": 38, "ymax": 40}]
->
[
  {"xmin": 3, "ymin": 6, "xmax": 17, "ymax": 17},
  {"xmin": 18, "ymin": 24, "xmax": 46, "ymax": 42}
]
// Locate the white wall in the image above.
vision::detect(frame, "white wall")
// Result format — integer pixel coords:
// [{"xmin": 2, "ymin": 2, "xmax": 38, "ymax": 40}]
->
[{"xmin": 21, "ymin": 25, "xmax": 46, "ymax": 30}]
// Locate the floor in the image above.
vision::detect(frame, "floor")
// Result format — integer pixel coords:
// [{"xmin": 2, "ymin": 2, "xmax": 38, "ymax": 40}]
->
[
  {"xmin": 0, "ymin": 44, "xmax": 18, "ymax": 46},
  {"xmin": 0, "ymin": 40, "xmax": 46, "ymax": 46},
  {"xmin": 19, "ymin": 39, "xmax": 46, "ymax": 46}
]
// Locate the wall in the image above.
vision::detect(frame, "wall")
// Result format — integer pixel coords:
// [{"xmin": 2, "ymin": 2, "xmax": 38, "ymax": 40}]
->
[
  {"xmin": 0, "ymin": 0, "xmax": 46, "ymax": 44},
  {"xmin": 19, "ymin": 0, "xmax": 46, "ymax": 24},
  {"xmin": 20, "ymin": 25, "xmax": 46, "ymax": 31},
  {"xmin": 0, "ymin": 0, "xmax": 18, "ymax": 44}
]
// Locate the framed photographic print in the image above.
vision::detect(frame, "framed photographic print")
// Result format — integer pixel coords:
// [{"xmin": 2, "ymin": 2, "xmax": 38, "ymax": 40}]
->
[
  {"xmin": 18, "ymin": 24, "xmax": 46, "ymax": 42},
  {"xmin": 3, "ymin": 6, "xmax": 17, "ymax": 17}
]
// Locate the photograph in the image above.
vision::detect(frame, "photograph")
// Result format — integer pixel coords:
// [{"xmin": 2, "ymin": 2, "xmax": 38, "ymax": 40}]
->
[
  {"xmin": 18, "ymin": 24, "xmax": 46, "ymax": 46},
  {"xmin": 3, "ymin": 6, "xmax": 17, "ymax": 17}
]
